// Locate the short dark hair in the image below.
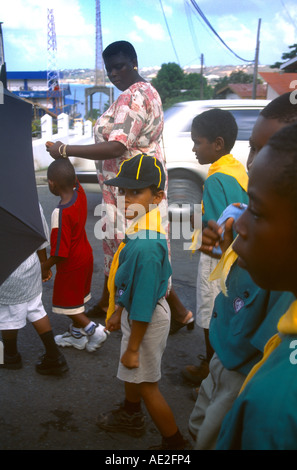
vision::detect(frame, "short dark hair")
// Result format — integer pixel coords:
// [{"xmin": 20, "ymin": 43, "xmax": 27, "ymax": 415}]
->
[
  {"xmin": 260, "ymin": 92, "xmax": 297, "ymax": 124},
  {"xmin": 47, "ymin": 159, "xmax": 76, "ymax": 188},
  {"xmin": 192, "ymin": 108, "xmax": 238, "ymax": 153},
  {"xmin": 103, "ymin": 41, "xmax": 137, "ymax": 62},
  {"xmin": 266, "ymin": 122, "xmax": 297, "ymax": 216}
]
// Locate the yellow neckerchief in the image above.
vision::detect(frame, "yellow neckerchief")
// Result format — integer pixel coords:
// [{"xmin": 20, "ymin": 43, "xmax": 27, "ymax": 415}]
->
[
  {"xmin": 208, "ymin": 237, "xmax": 239, "ymax": 296},
  {"xmin": 192, "ymin": 155, "xmax": 248, "ymax": 251},
  {"xmin": 207, "ymin": 154, "xmax": 248, "ymax": 192},
  {"xmin": 106, "ymin": 207, "xmax": 166, "ymax": 323},
  {"xmin": 239, "ymin": 300, "xmax": 297, "ymax": 394}
]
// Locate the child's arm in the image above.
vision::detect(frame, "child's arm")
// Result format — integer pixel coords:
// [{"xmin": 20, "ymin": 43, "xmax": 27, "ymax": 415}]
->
[
  {"xmin": 37, "ymin": 248, "xmax": 52, "ymax": 282},
  {"xmin": 121, "ymin": 320, "xmax": 149, "ymax": 369}
]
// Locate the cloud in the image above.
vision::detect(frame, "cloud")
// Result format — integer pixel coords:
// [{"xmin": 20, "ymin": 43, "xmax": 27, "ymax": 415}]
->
[
  {"xmin": 132, "ymin": 15, "xmax": 166, "ymax": 41},
  {"xmin": 127, "ymin": 31, "xmax": 144, "ymax": 44},
  {"xmin": 274, "ymin": 11, "xmax": 297, "ymax": 47},
  {"xmin": 214, "ymin": 15, "xmax": 256, "ymax": 61},
  {"xmin": 2, "ymin": 0, "xmax": 95, "ymax": 70}
]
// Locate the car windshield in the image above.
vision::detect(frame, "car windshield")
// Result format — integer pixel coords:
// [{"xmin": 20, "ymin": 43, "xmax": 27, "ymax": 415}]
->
[
  {"xmin": 165, "ymin": 106, "xmax": 261, "ymax": 141},
  {"xmin": 228, "ymin": 109, "xmax": 261, "ymax": 140}
]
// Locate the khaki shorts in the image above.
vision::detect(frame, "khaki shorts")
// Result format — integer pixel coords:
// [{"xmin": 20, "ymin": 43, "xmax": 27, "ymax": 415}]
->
[
  {"xmin": 196, "ymin": 252, "xmax": 221, "ymax": 329},
  {"xmin": 117, "ymin": 297, "xmax": 170, "ymax": 384}
]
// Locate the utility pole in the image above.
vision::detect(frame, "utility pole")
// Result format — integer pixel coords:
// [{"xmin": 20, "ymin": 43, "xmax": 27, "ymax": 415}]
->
[
  {"xmin": 200, "ymin": 53, "xmax": 204, "ymax": 99},
  {"xmin": 252, "ymin": 19, "xmax": 261, "ymax": 99}
]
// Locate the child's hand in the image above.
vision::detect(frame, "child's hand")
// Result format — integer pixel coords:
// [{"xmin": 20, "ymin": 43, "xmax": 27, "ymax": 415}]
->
[
  {"xmin": 200, "ymin": 220, "xmax": 223, "ymax": 258},
  {"xmin": 42, "ymin": 269, "xmax": 52, "ymax": 282},
  {"xmin": 106, "ymin": 306, "xmax": 122, "ymax": 332},
  {"xmin": 200, "ymin": 218, "xmax": 234, "ymax": 257},
  {"xmin": 41, "ymin": 263, "xmax": 52, "ymax": 282},
  {"xmin": 121, "ymin": 349, "xmax": 139, "ymax": 369}
]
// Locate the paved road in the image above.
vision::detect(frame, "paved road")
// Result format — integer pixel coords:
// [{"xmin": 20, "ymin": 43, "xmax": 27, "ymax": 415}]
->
[{"xmin": 0, "ymin": 182, "xmax": 205, "ymax": 452}]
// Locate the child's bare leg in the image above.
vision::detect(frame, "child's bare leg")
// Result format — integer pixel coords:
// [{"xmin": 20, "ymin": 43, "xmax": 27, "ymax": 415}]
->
[
  {"xmin": 69, "ymin": 313, "xmax": 91, "ymax": 328},
  {"xmin": 125, "ymin": 381, "xmax": 142, "ymax": 405},
  {"xmin": 140, "ymin": 381, "xmax": 186, "ymax": 448},
  {"xmin": 140, "ymin": 381, "xmax": 177, "ymax": 437},
  {"xmin": 32, "ymin": 315, "xmax": 52, "ymax": 335}
]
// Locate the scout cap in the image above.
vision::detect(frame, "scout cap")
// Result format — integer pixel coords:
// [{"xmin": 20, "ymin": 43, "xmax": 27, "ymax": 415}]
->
[{"xmin": 105, "ymin": 153, "xmax": 165, "ymax": 190}]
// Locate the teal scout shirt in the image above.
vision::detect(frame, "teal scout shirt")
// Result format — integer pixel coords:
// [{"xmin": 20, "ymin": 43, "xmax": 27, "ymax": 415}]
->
[
  {"xmin": 209, "ymin": 262, "xmax": 295, "ymax": 375},
  {"xmin": 216, "ymin": 334, "xmax": 297, "ymax": 450},
  {"xmin": 115, "ymin": 230, "xmax": 172, "ymax": 323},
  {"xmin": 202, "ymin": 173, "xmax": 249, "ymax": 226}
]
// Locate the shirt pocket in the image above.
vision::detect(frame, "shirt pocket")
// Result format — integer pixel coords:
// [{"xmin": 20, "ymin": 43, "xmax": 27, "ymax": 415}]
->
[{"xmin": 230, "ymin": 287, "xmax": 264, "ymax": 336}]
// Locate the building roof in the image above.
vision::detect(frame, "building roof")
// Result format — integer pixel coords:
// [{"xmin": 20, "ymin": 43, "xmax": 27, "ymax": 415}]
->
[
  {"xmin": 280, "ymin": 57, "xmax": 297, "ymax": 72},
  {"xmin": 259, "ymin": 72, "xmax": 297, "ymax": 95},
  {"xmin": 215, "ymin": 83, "xmax": 267, "ymax": 99},
  {"xmin": 7, "ymin": 71, "xmax": 64, "ymax": 80},
  {"xmin": 7, "ymin": 71, "xmax": 48, "ymax": 80}
]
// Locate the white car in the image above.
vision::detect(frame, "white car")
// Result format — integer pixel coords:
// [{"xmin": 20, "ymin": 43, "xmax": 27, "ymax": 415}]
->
[
  {"xmin": 163, "ymin": 99, "xmax": 270, "ymax": 219},
  {"xmin": 75, "ymin": 99, "xmax": 270, "ymax": 218}
]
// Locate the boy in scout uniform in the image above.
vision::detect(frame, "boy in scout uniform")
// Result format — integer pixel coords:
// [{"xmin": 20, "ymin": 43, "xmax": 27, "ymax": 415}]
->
[{"xmin": 96, "ymin": 153, "xmax": 188, "ymax": 450}]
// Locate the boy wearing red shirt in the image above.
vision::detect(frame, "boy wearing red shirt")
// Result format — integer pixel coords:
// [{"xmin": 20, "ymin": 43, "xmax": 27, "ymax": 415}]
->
[{"xmin": 42, "ymin": 158, "xmax": 108, "ymax": 352}]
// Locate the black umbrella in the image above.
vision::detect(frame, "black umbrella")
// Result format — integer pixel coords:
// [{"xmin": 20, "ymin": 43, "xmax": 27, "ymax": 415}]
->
[{"xmin": 0, "ymin": 88, "xmax": 46, "ymax": 286}]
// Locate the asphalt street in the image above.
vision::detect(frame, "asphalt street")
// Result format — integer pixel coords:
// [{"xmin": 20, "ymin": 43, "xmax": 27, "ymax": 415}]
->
[{"xmin": 0, "ymin": 178, "xmax": 205, "ymax": 452}]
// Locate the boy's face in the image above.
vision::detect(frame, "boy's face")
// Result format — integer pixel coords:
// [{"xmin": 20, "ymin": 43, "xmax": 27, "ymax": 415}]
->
[
  {"xmin": 191, "ymin": 127, "xmax": 224, "ymax": 165},
  {"xmin": 246, "ymin": 115, "xmax": 287, "ymax": 171},
  {"xmin": 233, "ymin": 146, "xmax": 297, "ymax": 293},
  {"xmin": 118, "ymin": 187, "xmax": 164, "ymax": 220}
]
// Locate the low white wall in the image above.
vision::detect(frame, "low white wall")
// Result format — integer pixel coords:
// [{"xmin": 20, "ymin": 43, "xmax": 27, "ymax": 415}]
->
[{"xmin": 32, "ymin": 114, "xmax": 94, "ymax": 170}]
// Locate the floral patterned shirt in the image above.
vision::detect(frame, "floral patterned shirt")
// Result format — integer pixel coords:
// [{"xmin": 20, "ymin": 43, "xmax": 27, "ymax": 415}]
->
[{"xmin": 94, "ymin": 81, "xmax": 165, "ymax": 181}]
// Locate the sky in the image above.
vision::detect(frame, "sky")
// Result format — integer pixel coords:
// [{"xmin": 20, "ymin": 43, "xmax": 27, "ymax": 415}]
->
[{"xmin": 1, "ymin": 0, "xmax": 297, "ymax": 72}]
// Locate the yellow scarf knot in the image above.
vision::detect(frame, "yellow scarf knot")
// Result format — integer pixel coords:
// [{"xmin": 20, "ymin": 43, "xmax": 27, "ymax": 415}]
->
[{"xmin": 106, "ymin": 207, "xmax": 165, "ymax": 323}]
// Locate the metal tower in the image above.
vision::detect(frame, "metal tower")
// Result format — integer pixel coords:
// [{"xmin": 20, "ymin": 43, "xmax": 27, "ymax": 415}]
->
[
  {"xmin": 85, "ymin": 1, "xmax": 113, "ymax": 118},
  {"xmin": 47, "ymin": 9, "xmax": 63, "ymax": 115},
  {"xmin": 95, "ymin": 0, "xmax": 105, "ymax": 85}
]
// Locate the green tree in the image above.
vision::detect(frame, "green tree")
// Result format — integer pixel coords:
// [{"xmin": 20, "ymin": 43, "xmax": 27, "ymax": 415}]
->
[
  {"xmin": 152, "ymin": 63, "xmax": 184, "ymax": 103},
  {"xmin": 151, "ymin": 63, "xmax": 213, "ymax": 109},
  {"xmin": 271, "ymin": 44, "xmax": 297, "ymax": 72}
]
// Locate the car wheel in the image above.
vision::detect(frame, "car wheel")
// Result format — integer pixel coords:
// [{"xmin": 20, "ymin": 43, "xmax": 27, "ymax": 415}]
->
[{"xmin": 167, "ymin": 169, "xmax": 203, "ymax": 221}]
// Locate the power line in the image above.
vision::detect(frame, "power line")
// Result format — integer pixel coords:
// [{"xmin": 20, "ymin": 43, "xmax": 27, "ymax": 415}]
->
[
  {"xmin": 159, "ymin": 0, "xmax": 180, "ymax": 65},
  {"xmin": 187, "ymin": 0, "xmax": 254, "ymax": 63},
  {"xmin": 280, "ymin": 0, "xmax": 297, "ymax": 34},
  {"xmin": 184, "ymin": 0, "xmax": 201, "ymax": 60}
]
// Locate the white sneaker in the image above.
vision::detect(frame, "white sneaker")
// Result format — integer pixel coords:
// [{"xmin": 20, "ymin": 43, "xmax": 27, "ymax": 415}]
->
[
  {"xmin": 86, "ymin": 323, "xmax": 109, "ymax": 352},
  {"xmin": 55, "ymin": 331, "xmax": 88, "ymax": 350}
]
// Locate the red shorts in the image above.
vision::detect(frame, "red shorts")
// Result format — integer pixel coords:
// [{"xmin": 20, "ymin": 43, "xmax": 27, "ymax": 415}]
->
[{"xmin": 52, "ymin": 258, "xmax": 93, "ymax": 315}]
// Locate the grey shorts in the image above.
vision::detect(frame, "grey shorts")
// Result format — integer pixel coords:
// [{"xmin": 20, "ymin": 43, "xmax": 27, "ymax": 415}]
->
[{"xmin": 117, "ymin": 297, "xmax": 170, "ymax": 384}]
